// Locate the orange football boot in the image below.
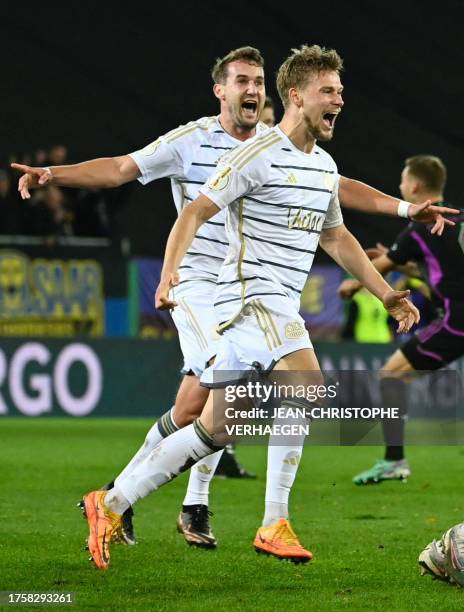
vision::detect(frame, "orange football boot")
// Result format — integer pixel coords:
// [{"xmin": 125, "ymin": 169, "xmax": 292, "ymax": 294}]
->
[
  {"xmin": 254, "ymin": 518, "xmax": 313, "ymax": 563},
  {"xmin": 83, "ymin": 490, "xmax": 122, "ymax": 570}
]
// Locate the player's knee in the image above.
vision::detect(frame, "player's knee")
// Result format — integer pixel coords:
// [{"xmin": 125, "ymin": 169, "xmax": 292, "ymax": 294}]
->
[
  {"xmin": 172, "ymin": 399, "xmax": 205, "ymax": 427},
  {"xmin": 144, "ymin": 421, "xmax": 162, "ymax": 448},
  {"xmin": 380, "ymin": 349, "xmax": 414, "ymax": 381},
  {"xmin": 273, "ymin": 397, "xmax": 315, "ymax": 425}
]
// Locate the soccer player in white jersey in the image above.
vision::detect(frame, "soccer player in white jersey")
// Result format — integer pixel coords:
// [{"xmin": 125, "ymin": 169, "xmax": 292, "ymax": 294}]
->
[
  {"xmin": 12, "ymin": 47, "xmax": 456, "ymax": 560},
  {"xmin": 12, "ymin": 46, "xmax": 268, "ymax": 548},
  {"xmin": 79, "ymin": 44, "xmax": 425, "ymax": 570}
]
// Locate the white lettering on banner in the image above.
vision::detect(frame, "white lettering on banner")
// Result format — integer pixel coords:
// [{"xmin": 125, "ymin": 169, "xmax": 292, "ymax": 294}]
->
[
  {"xmin": 10, "ymin": 343, "xmax": 52, "ymax": 416},
  {"xmin": 54, "ymin": 344, "xmax": 102, "ymax": 416},
  {"xmin": 0, "ymin": 342, "xmax": 102, "ymax": 416},
  {"xmin": 0, "ymin": 350, "xmax": 8, "ymax": 414}
]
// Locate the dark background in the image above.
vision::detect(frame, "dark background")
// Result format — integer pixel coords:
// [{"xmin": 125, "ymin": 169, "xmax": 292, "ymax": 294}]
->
[{"xmin": 2, "ymin": 1, "xmax": 462, "ymax": 257}]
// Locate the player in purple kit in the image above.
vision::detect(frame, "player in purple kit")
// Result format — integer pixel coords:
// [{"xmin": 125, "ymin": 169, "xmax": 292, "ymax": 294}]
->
[{"xmin": 339, "ymin": 154, "xmax": 464, "ymax": 586}]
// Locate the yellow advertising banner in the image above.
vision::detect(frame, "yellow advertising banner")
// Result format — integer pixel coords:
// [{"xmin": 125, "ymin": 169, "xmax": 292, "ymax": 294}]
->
[{"xmin": 0, "ymin": 250, "xmax": 104, "ymax": 336}]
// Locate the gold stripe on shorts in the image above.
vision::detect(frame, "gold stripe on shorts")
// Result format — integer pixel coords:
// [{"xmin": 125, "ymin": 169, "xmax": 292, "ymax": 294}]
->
[
  {"xmin": 180, "ymin": 298, "xmax": 208, "ymax": 351},
  {"xmin": 255, "ymin": 299, "xmax": 282, "ymax": 348},
  {"xmin": 250, "ymin": 302, "xmax": 273, "ymax": 351}
]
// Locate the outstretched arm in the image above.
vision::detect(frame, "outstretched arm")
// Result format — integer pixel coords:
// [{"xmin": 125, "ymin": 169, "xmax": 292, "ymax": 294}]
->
[
  {"xmin": 320, "ymin": 224, "xmax": 419, "ymax": 333},
  {"xmin": 11, "ymin": 155, "xmax": 140, "ymax": 198},
  {"xmin": 339, "ymin": 176, "xmax": 458, "ymax": 236},
  {"xmin": 155, "ymin": 195, "xmax": 220, "ymax": 310}
]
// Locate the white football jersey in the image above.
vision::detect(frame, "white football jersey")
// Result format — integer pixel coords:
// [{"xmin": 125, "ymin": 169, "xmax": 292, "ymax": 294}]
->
[
  {"xmin": 199, "ymin": 125, "xmax": 343, "ymax": 324},
  {"xmin": 129, "ymin": 116, "xmax": 267, "ymax": 283}
]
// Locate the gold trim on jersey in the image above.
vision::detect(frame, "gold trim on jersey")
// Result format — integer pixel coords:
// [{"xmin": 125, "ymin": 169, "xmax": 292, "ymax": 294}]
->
[
  {"xmin": 228, "ymin": 132, "xmax": 281, "ymax": 170},
  {"xmin": 227, "ymin": 131, "xmax": 276, "ymax": 165},
  {"xmin": 205, "ymin": 116, "xmax": 217, "ymax": 130},
  {"xmin": 164, "ymin": 116, "xmax": 217, "ymax": 144},
  {"xmin": 236, "ymin": 133, "xmax": 282, "ymax": 170},
  {"xmin": 180, "ymin": 297, "xmax": 208, "ymax": 351},
  {"xmin": 140, "ymin": 139, "xmax": 161, "ymax": 156},
  {"xmin": 164, "ymin": 124, "xmax": 198, "ymax": 143}
]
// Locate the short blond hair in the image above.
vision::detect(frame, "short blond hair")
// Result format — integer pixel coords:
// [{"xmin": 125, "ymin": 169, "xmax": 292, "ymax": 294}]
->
[
  {"xmin": 211, "ymin": 46, "xmax": 264, "ymax": 84},
  {"xmin": 276, "ymin": 44, "xmax": 343, "ymax": 108},
  {"xmin": 405, "ymin": 155, "xmax": 447, "ymax": 193}
]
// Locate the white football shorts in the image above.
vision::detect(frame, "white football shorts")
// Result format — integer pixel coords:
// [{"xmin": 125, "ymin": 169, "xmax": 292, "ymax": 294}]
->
[
  {"xmin": 201, "ymin": 295, "xmax": 313, "ymax": 387},
  {"xmin": 170, "ymin": 281, "xmax": 221, "ymax": 377}
]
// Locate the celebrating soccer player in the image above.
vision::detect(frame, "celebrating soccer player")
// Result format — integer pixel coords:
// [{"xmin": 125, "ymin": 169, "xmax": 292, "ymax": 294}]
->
[{"xmin": 80, "ymin": 44, "xmax": 424, "ymax": 570}]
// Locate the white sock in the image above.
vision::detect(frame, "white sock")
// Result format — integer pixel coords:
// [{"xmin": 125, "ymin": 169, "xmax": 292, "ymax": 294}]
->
[
  {"xmin": 262, "ymin": 404, "xmax": 309, "ymax": 527},
  {"xmin": 114, "ymin": 423, "xmax": 163, "ymax": 486},
  {"xmin": 182, "ymin": 449, "xmax": 224, "ymax": 506},
  {"xmin": 104, "ymin": 487, "xmax": 131, "ymax": 515},
  {"xmin": 114, "ymin": 407, "xmax": 177, "ymax": 487},
  {"xmin": 112, "ymin": 421, "xmax": 216, "ymax": 508}
]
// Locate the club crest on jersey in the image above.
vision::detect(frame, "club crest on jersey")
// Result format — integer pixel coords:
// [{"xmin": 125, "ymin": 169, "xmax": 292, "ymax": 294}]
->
[
  {"xmin": 207, "ymin": 166, "xmax": 232, "ymax": 191},
  {"xmin": 141, "ymin": 139, "xmax": 161, "ymax": 156},
  {"xmin": 285, "ymin": 321, "xmax": 306, "ymax": 339},
  {"xmin": 287, "ymin": 207, "xmax": 325, "ymax": 233}
]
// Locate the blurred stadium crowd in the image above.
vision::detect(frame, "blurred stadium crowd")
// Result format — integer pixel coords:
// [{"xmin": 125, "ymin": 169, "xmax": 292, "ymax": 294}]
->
[{"xmin": 1, "ymin": 145, "xmax": 133, "ymax": 242}]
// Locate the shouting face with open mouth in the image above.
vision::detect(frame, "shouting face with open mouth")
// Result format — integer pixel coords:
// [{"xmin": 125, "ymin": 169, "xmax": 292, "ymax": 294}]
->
[
  {"xmin": 298, "ymin": 70, "xmax": 344, "ymax": 143},
  {"xmin": 215, "ymin": 60, "xmax": 266, "ymax": 134}
]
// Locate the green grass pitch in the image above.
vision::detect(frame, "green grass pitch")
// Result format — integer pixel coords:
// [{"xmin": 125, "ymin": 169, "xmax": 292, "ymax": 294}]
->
[{"xmin": 1, "ymin": 418, "xmax": 463, "ymax": 611}]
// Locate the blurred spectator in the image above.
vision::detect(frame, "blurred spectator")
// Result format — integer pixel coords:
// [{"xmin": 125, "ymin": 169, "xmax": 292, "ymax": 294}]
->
[
  {"xmin": 46, "ymin": 145, "xmax": 81, "ymax": 214},
  {"xmin": 45, "ymin": 144, "xmax": 129, "ymax": 238},
  {"xmin": 0, "ymin": 169, "xmax": 25, "ymax": 234},
  {"xmin": 390, "ymin": 274, "xmax": 436, "ymax": 339},
  {"xmin": 26, "ymin": 184, "xmax": 75, "ymax": 238},
  {"xmin": 341, "ymin": 285, "xmax": 392, "ymax": 343},
  {"xmin": 340, "ymin": 240, "xmax": 437, "ymax": 342},
  {"xmin": 73, "ymin": 187, "xmax": 110, "ymax": 237},
  {"xmin": 9, "ymin": 146, "xmax": 68, "ymax": 168},
  {"xmin": 365, "ymin": 242, "xmax": 436, "ymax": 336},
  {"xmin": 47, "ymin": 145, "xmax": 68, "ymax": 165},
  {"xmin": 102, "ymin": 181, "xmax": 134, "ymax": 238},
  {"xmin": 7, "ymin": 144, "xmax": 134, "ymax": 239},
  {"xmin": 260, "ymin": 96, "xmax": 276, "ymax": 127},
  {"xmin": 33, "ymin": 149, "xmax": 48, "ymax": 166}
]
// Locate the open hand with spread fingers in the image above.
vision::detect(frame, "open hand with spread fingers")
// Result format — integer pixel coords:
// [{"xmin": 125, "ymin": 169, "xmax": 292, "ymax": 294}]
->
[
  {"xmin": 408, "ymin": 200, "xmax": 459, "ymax": 236},
  {"xmin": 382, "ymin": 289, "xmax": 419, "ymax": 333}
]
